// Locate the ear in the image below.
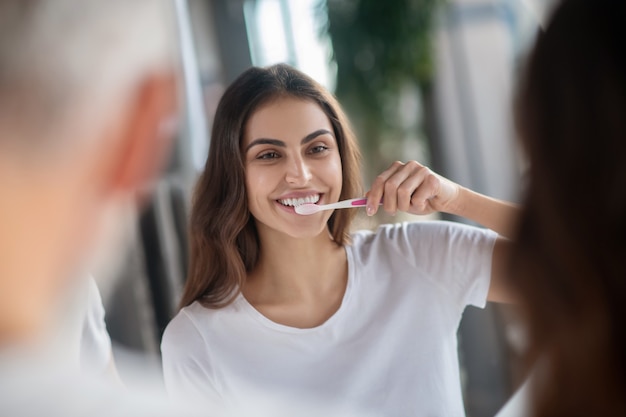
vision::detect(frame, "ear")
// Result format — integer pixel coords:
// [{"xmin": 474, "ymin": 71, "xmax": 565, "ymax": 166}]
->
[{"xmin": 108, "ymin": 71, "xmax": 178, "ymax": 199}]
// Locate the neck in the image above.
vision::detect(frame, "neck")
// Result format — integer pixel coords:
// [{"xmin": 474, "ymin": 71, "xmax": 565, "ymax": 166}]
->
[{"xmin": 244, "ymin": 226, "xmax": 347, "ymax": 304}]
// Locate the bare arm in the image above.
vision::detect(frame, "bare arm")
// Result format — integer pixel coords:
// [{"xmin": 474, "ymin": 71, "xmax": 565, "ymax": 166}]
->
[
  {"xmin": 443, "ymin": 187, "xmax": 519, "ymax": 240},
  {"xmin": 442, "ymin": 187, "xmax": 518, "ymax": 304},
  {"xmin": 444, "ymin": 188, "xmax": 519, "ymax": 303}
]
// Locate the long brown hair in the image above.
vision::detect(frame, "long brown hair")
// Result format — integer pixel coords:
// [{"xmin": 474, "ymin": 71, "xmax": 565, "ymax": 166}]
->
[
  {"xmin": 181, "ymin": 64, "xmax": 362, "ymax": 309},
  {"xmin": 512, "ymin": 0, "xmax": 626, "ymax": 415}
]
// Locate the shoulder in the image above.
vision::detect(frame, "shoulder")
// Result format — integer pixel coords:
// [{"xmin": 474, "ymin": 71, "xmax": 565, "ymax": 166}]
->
[
  {"xmin": 379, "ymin": 220, "xmax": 495, "ymax": 239},
  {"xmin": 347, "ymin": 221, "xmax": 498, "ymax": 287},
  {"xmin": 161, "ymin": 303, "xmax": 228, "ymax": 399},
  {"xmin": 348, "ymin": 221, "xmax": 496, "ymax": 309},
  {"xmin": 161, "ymin": 302, "xmax": 209, "ymax": 353},
  {"xmin": 350, "ymin": 220, "xmax": 495, "ymax": 257},
  {"xmin": 161, "ymin": 300, "xmax": 244, "ymax": 354}
]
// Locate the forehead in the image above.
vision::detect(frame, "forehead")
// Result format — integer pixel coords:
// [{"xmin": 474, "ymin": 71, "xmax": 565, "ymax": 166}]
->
[{"xmin": 243, "ymin": 97, "xmax": 333, "ymax": 145}]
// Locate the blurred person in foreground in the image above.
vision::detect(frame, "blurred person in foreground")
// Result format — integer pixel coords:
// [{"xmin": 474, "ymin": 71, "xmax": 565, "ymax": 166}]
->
[
  {"xmin": 506, "ymin": 0, "xmax": 626, "ymax": 415},
  {"xmin": 0, "ymin": 1, "xmax": 202, "ymax": 415}
]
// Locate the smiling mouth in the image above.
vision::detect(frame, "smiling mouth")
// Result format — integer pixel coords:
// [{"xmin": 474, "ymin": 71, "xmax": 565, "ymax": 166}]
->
[{"xmin": 277, "ymin": 194, "xmax": 320, "ymax": 207}]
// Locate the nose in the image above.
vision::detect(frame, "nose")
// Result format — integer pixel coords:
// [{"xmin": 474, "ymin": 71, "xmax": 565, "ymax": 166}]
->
[{"xmin": 285, "ymin": 155, "xmax": 312, "ymax": 186}]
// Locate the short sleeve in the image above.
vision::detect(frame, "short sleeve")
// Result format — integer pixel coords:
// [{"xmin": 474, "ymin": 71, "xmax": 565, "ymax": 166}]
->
[
  {"xmin": 79, "ymin": 278, "xmax": 113, "ymax": 374},
  {"xmin": 378, "ymin": 221, "xmax": 497, "ymax": 309},
  {"xmin": 161, "ymin": 309, "xmax": 222, "ymax": 406}
]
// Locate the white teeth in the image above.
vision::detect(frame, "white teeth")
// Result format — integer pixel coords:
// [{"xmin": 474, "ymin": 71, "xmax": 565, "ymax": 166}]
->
[{"xmin": 278, "ymin": 194, "xmax": 320, "ymax": 207}]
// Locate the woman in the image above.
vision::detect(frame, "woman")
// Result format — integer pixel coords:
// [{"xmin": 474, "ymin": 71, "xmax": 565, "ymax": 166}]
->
[
  {"xmin": 508, "ymin": 0, "xmax": 626, "ymax": 415},
  {"xmin": 162, "ymin": 64, "xmax": 517, "ymax": 415}
]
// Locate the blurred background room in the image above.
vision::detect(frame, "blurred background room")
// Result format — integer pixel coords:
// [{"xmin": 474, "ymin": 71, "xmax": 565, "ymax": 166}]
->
[{"xmin": 101, "ymin": 0, "xmax": 554, "ymax": 415}]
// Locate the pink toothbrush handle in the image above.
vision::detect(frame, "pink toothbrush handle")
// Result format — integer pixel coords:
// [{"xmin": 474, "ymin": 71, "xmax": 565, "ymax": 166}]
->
[
  {"xmin": 350, "ymin": 198, "xmax": 368, "ymax": 206},
  {"xmin": 349, "ymin": 198, "xmax": 383, "ymax": 207}
]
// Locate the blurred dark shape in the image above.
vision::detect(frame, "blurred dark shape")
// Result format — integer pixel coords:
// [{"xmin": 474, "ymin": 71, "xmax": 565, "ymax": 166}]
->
[{"xmin": 512, "ymin": 0, "xmax": 626, "ymax": 415}]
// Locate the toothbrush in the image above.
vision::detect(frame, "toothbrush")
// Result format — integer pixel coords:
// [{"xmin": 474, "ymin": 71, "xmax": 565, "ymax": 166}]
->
[{"xmin": 294, "ymin": 197, "xmax": 376, "ymax": 215}]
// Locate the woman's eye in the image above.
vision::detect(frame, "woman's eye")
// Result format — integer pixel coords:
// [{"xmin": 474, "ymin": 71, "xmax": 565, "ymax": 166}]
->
[
  {"xmin": 309, "ymin": 145, "xmax": 329, "ymax": 154},
  {"xmin": 257, "ymin": 151, "xmax": 280, "ymax": 160}
]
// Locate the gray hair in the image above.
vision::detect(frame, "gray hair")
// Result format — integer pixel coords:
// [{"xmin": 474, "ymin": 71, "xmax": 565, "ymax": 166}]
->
[{"xmin": 0, "ymin": 0, "xmax": 177, "ymax": 146}]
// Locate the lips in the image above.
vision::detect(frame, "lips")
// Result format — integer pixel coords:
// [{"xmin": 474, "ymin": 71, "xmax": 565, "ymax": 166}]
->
[{"xmin": 277, "ymin": 194, "xmax": 320, "ymax": 207}]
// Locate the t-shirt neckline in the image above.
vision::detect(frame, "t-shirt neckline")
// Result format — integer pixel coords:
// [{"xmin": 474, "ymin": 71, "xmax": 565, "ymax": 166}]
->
[{"xmin": 236, "ymin": 245, "xmax": 355, "ymax": 334}]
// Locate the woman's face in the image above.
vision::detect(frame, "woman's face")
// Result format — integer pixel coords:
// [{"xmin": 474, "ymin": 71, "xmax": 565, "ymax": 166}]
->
[{"xmin": 243, "ymin": 96, "xmax": 343, "ymax": 240}]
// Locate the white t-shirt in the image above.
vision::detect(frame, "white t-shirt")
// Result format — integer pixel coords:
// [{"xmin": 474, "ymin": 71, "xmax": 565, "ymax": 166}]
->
[
  {"xmin": 161, "ymin": 221, "xmax": 497, "ymax": 417},
  {"xmin": 0, "ymin": 350, "xmax": 205, "ymax": 417},
  {"xmin": 48, "ymin": 277, "xmax": 112, "ymax": 374},
  {"xmin": 79, "ymin": 278, "xmax": 113, "ymax": 373}
]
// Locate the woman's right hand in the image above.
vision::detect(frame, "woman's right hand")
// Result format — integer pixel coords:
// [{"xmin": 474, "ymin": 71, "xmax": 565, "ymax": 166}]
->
[{"xmin": 365, "ymin": 161, "xmax": 461, "ymax": 217}]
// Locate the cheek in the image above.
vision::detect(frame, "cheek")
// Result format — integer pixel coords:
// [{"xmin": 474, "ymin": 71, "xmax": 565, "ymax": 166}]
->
[
  {"xmin": 326, "ymin": 154, "xmax": 344, "ymax": 192},
  {"xmin": 245, "ymin": 165, "xmax": 271, "ymax": 210}
]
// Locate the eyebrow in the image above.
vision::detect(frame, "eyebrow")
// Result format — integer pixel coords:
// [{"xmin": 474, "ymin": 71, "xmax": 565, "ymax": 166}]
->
[{"xmin": 244, "ymin": 129, "xmax": 333, "ymax": 153}]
